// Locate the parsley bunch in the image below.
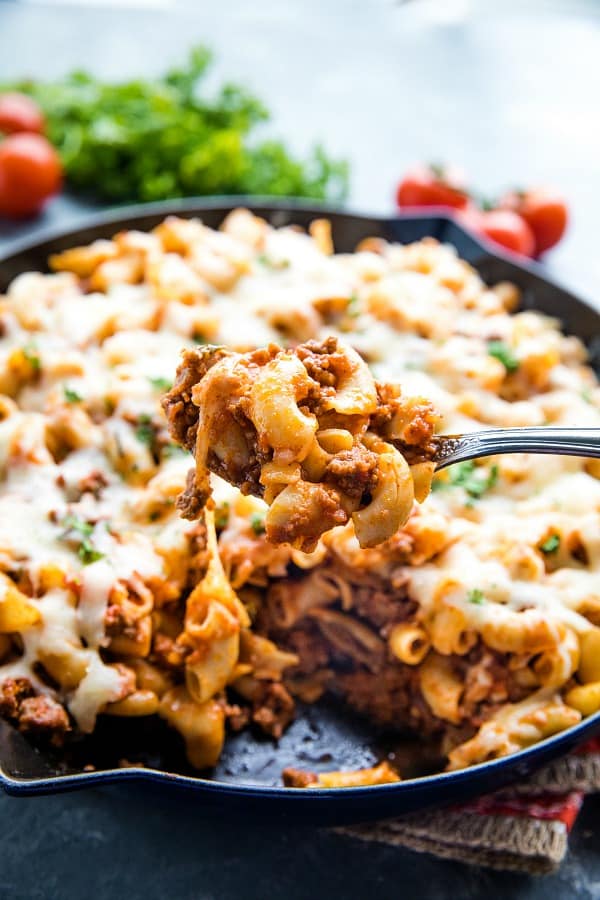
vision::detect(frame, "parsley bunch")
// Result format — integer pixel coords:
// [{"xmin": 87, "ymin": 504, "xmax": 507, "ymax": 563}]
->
[{"xmin": 3, "ymin": 47, "xmax": 348, "ymax": 204}]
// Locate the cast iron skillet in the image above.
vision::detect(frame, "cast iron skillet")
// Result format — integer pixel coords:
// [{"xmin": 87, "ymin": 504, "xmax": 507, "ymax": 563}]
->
[{"xmin": 0, "ymin": 199, "xmax": 599, "ymax": 825}]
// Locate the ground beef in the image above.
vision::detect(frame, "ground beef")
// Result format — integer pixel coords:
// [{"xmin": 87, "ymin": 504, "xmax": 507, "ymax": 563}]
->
[
  {"xmin": 323, "ymin": 446, "xmax": 379, "ymax": 499},
  {"xmin": 0, "ymin": 677, "xmax": 33, "ymax": 719},
  {"xmin": 176, "ymin": 467, "xmax": 210, "ymax": 520},
  {"xmin": 266, "ymin": 483, "xmax": 349, "ymax": 551},
  {"xmin": 162, "ymin": 345, "xmax": 230, "ymax": 451},
  {"xmin": 351, "ymin": 584, "xmax": 415, "ymax": 631},
  {"xmin": 250, "ymin": 682, "xmax": 295, "ymax": 738},
  {"xmin": 18, "ymin": 696, "xmax": 70, "ymax": 735},
  {"xmin": 0, "ymin": 677, "xmax": 70, "ymax": 739}
]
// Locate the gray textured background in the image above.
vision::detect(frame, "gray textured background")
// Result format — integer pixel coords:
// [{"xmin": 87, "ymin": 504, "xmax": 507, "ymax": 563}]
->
[{"xmin": 1, "ymin": 2, "xmax": 600, "ymax": 897}]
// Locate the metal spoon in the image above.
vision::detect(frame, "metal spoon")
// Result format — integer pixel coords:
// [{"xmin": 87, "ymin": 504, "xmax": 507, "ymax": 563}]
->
[{"xmin": 394, "ymin": 427, "xmax": 600, "ymax": 470}]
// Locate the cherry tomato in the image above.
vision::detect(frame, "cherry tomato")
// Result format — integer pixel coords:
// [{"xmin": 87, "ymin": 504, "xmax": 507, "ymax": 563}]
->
[
  {"xmin": 0, "ymin": 133, "xmax": 62, "ymax": 218},
  {"xmin": 396, "ymin": 164, "xmax": 469, "ymax": 210},
  {"xmin": 500, "ymin": 189, "xmax": 568, "ymax": 255},
  {"xmin": 0, "ymin": 92, "xmax": 45, "ymax": 136},
  {"xmin": 476, "ymin": 209, "xmax": 536, "ymax": 258}
]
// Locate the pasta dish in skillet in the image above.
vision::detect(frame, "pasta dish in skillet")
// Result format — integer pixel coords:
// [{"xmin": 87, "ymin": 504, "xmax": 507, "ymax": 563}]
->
[{"xmin": 0, "ymin": 209, "xmax": 598, "ymax": 785}]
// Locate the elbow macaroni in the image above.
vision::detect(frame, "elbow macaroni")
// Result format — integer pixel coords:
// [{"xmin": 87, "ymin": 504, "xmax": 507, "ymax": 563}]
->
[{"xmin": 0, "ymin": 209, "xmax": 597, "ymax": 783}]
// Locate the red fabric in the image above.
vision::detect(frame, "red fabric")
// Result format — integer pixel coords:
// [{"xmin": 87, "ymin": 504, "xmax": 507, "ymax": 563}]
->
[
  {"xmin": 460, "ymin": 791, "xmax": 584, "ymax": 831},
  {"xmin": 576, "ymin": 737, "xmax": 600, "ymax": 754}
]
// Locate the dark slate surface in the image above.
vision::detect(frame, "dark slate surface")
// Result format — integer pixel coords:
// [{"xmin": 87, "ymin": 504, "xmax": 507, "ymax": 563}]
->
[{"xmin": 1, "ymin": 2, "xmax": 600, "ymax": 897}]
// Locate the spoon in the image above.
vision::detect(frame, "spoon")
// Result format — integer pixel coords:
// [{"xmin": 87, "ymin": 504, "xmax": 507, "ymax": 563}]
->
[{"xmin": 395, "ymin": 427, "xmax": 600, "ymax": 470}]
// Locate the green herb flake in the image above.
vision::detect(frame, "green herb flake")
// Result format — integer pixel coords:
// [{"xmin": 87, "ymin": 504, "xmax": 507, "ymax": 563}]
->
[
  {"xmin": 257, "ymin": 254, "xmax": 290, "ymax": 270},
  {"xmin": 467, "ymin": 588, "xmax": 485, "ymax": 605},
  {"xmin": 581, "ymin": 388, "xmax": 594, "ymax": 404},
  {"xmin": 22, "ymin": 343, "xmax": 41, "ymax": 371},
  {"xmin": 149, "ymin": 376, "xmax": 172, "ymax": 392},
  {"xmin": 487, "ymin": 340, "xmax": 519, "ymax": 373},
  {"xmin": 250, "ymin": 512, "xmax": 266, "ymax": 535},
  {"xmin": 215, "ymin": 502, "xmax": 230, "ymax": 529},
  {"xmin": 136, "ymin": 416, "xmax": 154, "ymax": 446},
  {"xmin": 162, "ymin": 442, "xmax": 186, "ymax": 459},
  {"xmin": 192, "ymin": 332, "xmax": 207, "ymax": 345},
  {"xmin": 539, "ymin": 534, "xmax": 561, "ymax": 554},
  {"xmin": 61, "ymin": 514, "xmax": 94, "ymax": 537},
  {"xmin": 346, "ymin": 293, "xmax": 361, "ymax": 317},
  {"xmin": 442, "ymin": 461, "xmax": 499, "ymax": 500},
  {"xmin": 78, "ymin": 538, "xmax": 105, "ymax": 565},
  {"xmin": 63, "ymin": 385, "xmax": 83, "ymax": 404}
]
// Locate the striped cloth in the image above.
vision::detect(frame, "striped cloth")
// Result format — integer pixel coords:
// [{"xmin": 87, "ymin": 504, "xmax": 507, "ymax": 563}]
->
[{"xmin": 339, "ymin": 739, "xmax": 600, "ymax": 874}]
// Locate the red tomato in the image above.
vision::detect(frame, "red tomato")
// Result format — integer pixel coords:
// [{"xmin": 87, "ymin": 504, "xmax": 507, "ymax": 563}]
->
[
  {"xmin": 477, "ymin": 209, "xmax": 536, "ymax": 258},
  {"xmin": 0, "ymin": 92, "xmax": 45, "ymax": 136},
  {"xmin": 500, "ymin": 189, "xmax": 568, "ymax": 255},
  {"xmin": 454, "ymin": 203, "xmax": 484, "ymax": 233},
  {"xmin": 0, "ymin": 134, "xmax": 62, "ymax": 218},
  {"xmin": 396, "ymin": 164, "xmax": 469, "ymax": 210}
]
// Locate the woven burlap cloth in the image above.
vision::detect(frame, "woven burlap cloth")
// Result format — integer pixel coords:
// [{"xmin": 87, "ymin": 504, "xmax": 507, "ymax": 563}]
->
[{"xmin": 337, "ymin": 750, "xmax": 600, "ymax": 874}]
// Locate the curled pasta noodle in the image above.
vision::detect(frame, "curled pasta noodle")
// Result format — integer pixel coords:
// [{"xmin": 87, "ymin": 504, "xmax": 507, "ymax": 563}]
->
[
  {"xmin": 164, "ymin": 336, "xmax": 438, "ymax": 550},
  {"xmin": 388, "ymin": 622, "xmax": 430, "ymax": 665},
  {"xmin": 448, "ymin": 693, "xmax": 582, "ymax": 769},
  {"xmin": 182, "ymin": 510, "xmax": 249, "ymax": 704},
  {"xmin": 0, "ymin": 574, "xmax": 41, "ymax": 633},
  {"xmin": 419, "ymin": 653, "xmax": 463, "ymax": 725}
]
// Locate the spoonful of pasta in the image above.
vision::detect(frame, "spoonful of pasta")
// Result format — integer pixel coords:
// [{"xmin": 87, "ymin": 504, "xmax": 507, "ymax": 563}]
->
[{"xmin": 162, "ymin": 336, "xmax": 600, "ymax": 552}]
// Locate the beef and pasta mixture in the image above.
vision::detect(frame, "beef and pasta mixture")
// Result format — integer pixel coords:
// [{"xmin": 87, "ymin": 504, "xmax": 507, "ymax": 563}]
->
[
  {"xmin": 0, "ymin": 209, "xmax": 598, "ymax": 785},
  {"xmin": 163, "ymin": 339, "xmax": 437, "ymax": 551}
]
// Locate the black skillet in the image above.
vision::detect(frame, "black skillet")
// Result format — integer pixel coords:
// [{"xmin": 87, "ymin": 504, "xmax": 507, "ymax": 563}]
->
[{"xmin": 0, "ymin": 200, "xmax": 598, "ymax": 825}]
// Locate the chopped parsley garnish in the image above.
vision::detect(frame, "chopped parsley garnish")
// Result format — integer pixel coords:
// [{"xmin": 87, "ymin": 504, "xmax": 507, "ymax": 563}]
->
[
  {"xmin": 581, "ymin": 387, "xmax": 594, "ymax": 404},
  {"xmin": 149, "ymin": 376, "xmax": 172, "ymax": 392},
  {"xmin": 61, "ymin": 514, "xmax": 93, "ymax": 537},
  {"xmin": 215, "ymin": 502, "xmax": 230, "ymax": 529},
  {"xmin": 467, "ymin": 588, "xmax": 485, "ymax": 605},
  {"xmin": 250, "ymin": 512, "xmax": 266, "ymax": 535},
  {"xmin": 60, "ymin": 515, "xmax": 105, "ymax": 565},
  {"xmin": 487, "ymin": 340, "xmax": 519, "ymax": 373},
  {"xmin": 346, "ymin": 293, "xmax": 361, "ymax": 317},
  {"xmin": 136, "ymin": 415, "xmax": 154, "ymax": 446},
  {"xmin": 192, "ymin": 332, "xmax": 208, "ymax": 345},
  {"xmin": 539, "ymin": 534, "xmax": 561, "ymax": 554},
  {"xmin": 78, "ymin": 539, "xmax": 105, "ymax": 565},
  {"xmin": 63, "ymin": 385, "xmax": 83, "ymax": 404},
  {"xmin": 433, "ymin": 460, "xmax": 499, "ymax": 500},
  {"xmin": 257, "ymin": 254, "xmax": 290, "ymax": 270},
  {"xmin": 161, "ymin": 442, "xmax": 185, "ymax": 459},
  {"xmin": 22, "ymin": 343, "xmax": 41, "ymax": 371}
]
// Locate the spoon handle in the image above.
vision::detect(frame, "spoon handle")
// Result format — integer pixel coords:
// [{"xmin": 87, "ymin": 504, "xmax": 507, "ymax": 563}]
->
[{"xmin": 432, "ymin": 427, "xmax": 600, "ymax": 470}]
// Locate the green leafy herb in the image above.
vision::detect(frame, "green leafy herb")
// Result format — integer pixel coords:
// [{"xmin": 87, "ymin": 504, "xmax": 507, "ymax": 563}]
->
[
  {"xmin": 61, "ymin": 514, "xmax": 93, "ymax": 537},
  {"xmin": 192, "ymin": 332, "xmax": 208, "ymax": 345},
  {"xmin": 539, "ymin": 534, "xmax": 561, "ymax": 554},
  {"xmin": 149, "ymin": 376, "xmax": 172, "ymax": 392},
  {"xmin": 250, "ymin": 512, "xmax": 266, "ymax": 535},
  {"xmin": 63, "ymin": 385, "xmax": 83, "ymax": 404},
  {"xmin": 467, "ymin": 588, "xmax": 485, "ymax": 605},
  {"xmin": 581, "ymin": 387, "xmax": 594, "ymax": 404},
  {"xmin": 487, "ymin": 340, "xmax": 519, "ymax": 373},
  {"xmin": 433, "ymin": 460, "xmax": 499, "ymax": 500},
  {"xmin": 22, "ymin": 343, "xmax": 41, "ymax": 371},
  {"xmin": 215, "ymin": 502, "xmax": 230, "ymax": 529},
  {"xmin": 346, "ymin": 293, "xmax": 361, "ymax": 317},
  {"xmin": 1, "ymin": 47, "xmax": 348, "ymax": 204},
  {"xmin": 136, "ymin": 415, "xmax": 154, "ymax": 446},
  {"xmin": 61, "ymin": 515, "xmax": 104, "ymax": 564},
  {"xmin": 78, "ymin": 538, "xmax": 105, "ymax": 565},
  {"xmin": 257, "ymin": 254, "xmax": 290, "ymax": 270},
  {"xmin": 161, "ymin": 442, "xmax": 185, "ymax": 459}
]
